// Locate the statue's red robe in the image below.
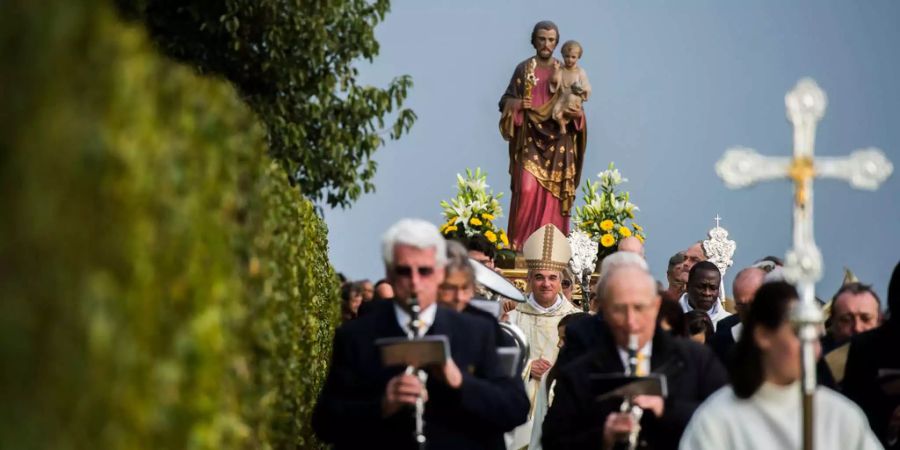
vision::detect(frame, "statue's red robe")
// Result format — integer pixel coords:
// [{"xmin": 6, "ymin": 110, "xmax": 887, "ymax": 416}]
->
[{"xmin": 500, "ymin": 58, "xmax": 587, "ymax": 250}]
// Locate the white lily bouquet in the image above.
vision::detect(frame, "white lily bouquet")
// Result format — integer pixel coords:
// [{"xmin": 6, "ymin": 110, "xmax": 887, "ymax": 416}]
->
[
  {"xmin": 574, "ymin": 162, "xmax": 646, "ymax": 260},
  {"xmin": 439, "ymin": 168, "xmax": 509, "ymax": 250}
]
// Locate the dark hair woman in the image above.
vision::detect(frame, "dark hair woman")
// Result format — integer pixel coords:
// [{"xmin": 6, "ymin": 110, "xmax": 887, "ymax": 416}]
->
[
  {"xmin": 679, "ymin": 281, "xmax": 880, "ymax": 449},
  {"xmin": 657, "ymin": 298, "xmax": 686, "ymax": 336},
  {"xmin": 340, "ymin": 282, "xmax": 364, "ymax": 322},
  {"xmin": 683, "ymin": 310, "xmax": 714, "ymax": 345}
]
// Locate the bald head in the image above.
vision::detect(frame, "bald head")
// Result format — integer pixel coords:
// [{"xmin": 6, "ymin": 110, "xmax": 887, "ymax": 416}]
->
[
  {"xmin": 617, "ymin": 236, "xmax": 644, "ymax": 257},
  {"xmin": 732, "ymin": 267, "xmax": 766, "ymax": 320}
]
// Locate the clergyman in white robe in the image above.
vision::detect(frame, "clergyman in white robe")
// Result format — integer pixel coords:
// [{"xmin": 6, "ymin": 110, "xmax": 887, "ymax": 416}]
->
[{"xmin": 506, "ymin": 293, "xmax": 579, "ymax": 450}]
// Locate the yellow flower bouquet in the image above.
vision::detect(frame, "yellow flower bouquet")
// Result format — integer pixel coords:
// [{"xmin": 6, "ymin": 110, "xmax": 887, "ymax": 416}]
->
[
  {"xmin": 574, "ymin": 162, "xmax": 647, "ymax": 261},
  {"xmin": 439, "ymin": 168, "xmax": 509, "ymax": 250}
]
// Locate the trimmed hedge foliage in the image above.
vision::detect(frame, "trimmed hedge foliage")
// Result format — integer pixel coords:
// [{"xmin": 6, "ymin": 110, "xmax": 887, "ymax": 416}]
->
[{"xmin": 0, "ymin": 1, "xmax": 338, "ymax": 449}]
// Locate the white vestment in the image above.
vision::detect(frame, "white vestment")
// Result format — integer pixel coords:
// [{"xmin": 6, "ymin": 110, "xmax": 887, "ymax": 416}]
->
[
  {"xmin": 679, "ymin": 293, "xmax": 732, "ymax": 331},
  {"xmin": 680, "ymin": 382, "xmax": 883, "ymax": 450},
  {"xmin": 506, "ymin": 294, "xmax": 579, "ymax": 450}
]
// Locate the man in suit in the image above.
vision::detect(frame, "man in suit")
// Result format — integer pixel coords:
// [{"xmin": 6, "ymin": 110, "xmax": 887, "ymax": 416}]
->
[
  {"xmin": 843, "ymin": 261, "xmax": 900, "ymax": 449},
  {"xmin": 312, "ymin": 219, "xmax": 529, "ymax": 450},
  {"xmin": 542, "ymin": 261, "xmax": 727, "ymax": 450},
  {"xmin": 553, "ymin": 252, "xmax": 648, "ymax": 371},
  {"xmin": 711, "ymin": 266, "xmax": 766, "ymax": 361}
]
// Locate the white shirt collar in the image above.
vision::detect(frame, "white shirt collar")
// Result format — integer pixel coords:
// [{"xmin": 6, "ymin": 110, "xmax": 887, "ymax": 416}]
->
[
  {"xmin": 616, "ymin": 341, "xmax": 653, "ymax": 376},
  {"xmin": 393, "ymin": 301, "xmax": 437, "ymax": 337},
  {"xmin": 526, "ymin": 293, "xmax": 565, "ymax": 313},
  {"xmin": 678, "ymin": 293, "xmax": 732, "ymax": 328}
]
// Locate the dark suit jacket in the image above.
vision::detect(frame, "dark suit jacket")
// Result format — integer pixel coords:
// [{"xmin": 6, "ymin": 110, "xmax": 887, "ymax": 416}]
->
[
  {"xmin": 312, "ymin": 302, "xmax": 529, "ymax": 450},
  {"xmin": 542, "ymin": 324, "xmax": 727, "ymax": 450},
  {"xmin": 843, "ymin": 322, "xmax": 900, "ymax": 449},
  {"xmin": 555, "ymin": 312, "xmax": 606, "ymax": 371},
  {"xmin": 710, "ymin": 314, "xmax": 740, "ymax": 362}
]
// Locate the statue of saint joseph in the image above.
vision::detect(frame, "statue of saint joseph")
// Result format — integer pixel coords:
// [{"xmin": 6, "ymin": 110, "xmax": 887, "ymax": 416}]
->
[{"xmin": 499, "ymin": 21, "xmax": 587, "ymax": 250}]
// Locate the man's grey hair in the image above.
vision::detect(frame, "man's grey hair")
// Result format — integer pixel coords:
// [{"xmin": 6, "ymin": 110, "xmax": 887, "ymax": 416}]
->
[
  {"xmin": 381, "ymin": 218, "xmax": 448, "ymax": 268},
  {"xmin": 444, "ymin": 240, "xmax": 474, "ymax": 282},
  {"xmin": 595, "ymin": 252, "xmax": 652, "ymax": 303},
  {"xmin": 667, "ymin": 252, "xmax": 686, "ymax": 274}
]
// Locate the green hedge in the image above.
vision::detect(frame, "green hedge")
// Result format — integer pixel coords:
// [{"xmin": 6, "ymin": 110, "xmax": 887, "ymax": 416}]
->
[{"xmin": 0, "ymin": 2, "xmax": 338, "ymax": 449}]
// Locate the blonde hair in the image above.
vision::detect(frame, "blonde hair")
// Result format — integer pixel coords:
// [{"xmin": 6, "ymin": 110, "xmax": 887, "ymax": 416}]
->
[{"xmin": 561, "ymin": 40, "xmax": 583, "ymax": 58}]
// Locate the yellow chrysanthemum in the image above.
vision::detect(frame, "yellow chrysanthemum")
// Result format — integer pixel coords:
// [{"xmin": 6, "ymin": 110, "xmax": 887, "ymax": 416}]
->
[
  {"xmin": 637, "ymin": 235, "xmax": 645, "ymax": 243},
  {"xmin": 600, "ymin": 233, "xmax": 616, "ymax": 248},
  {"xmin": 469, "ymin": 217, "xmax": 483, "ymax": 226},
  {"xmin": 500, "ymin": 231, "xmax": 509, "ymax": 247},
  {"xmin": 632, "ymin": 223, "xmax": 643, "ymax": 231},
  {"xmin": 484, "ymin": 230, "xmax": 497, "ymax": 243},
  {"xmin": 619, "ymin": 227, "xmax": 632, "ymax": 237},
  {"xmin": 600, "ymin": 220, "xmax": 615, "ymax": 231},
  {"xmin": 481, "ymin": 213, "xmax": 495, "ymax": 221},
  {"xmin": 445, "ymin": 225, "xmax": 458, "ymax": 233}
]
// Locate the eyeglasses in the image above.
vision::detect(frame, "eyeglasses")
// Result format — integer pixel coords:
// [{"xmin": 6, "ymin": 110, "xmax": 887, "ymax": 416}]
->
[
  {"xmin": 561, "ymin": 280, "xmax": 573, "ymax": 289},
  {"xmin": 394, "ymin": 265, "xmax": 435, "ymax": 278},
  {"xmin": 439, "ymin": 283, "xmax": 472, "ymax": 293}
]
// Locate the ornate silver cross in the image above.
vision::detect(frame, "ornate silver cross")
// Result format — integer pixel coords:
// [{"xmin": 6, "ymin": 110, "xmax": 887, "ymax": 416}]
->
[
  {"xmin": 716, "ymin": 78, "xmax": 893, "ymax": 450},
  {"xmin": 702, "ymin": 214, "xmax": 736, "ymax": 306}
]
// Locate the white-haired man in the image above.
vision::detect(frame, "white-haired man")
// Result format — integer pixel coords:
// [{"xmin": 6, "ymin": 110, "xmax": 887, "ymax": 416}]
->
[
  {"xmin": 554, "ymin": 251, "xmax": 648, "ymax": 370},
  {"xmin": 313, "ymin": 219, "xmax": 528, "ymax": 449},
  {"xmin": 542, "ymin": 263, "xmax": 726, "ymax": 450}
]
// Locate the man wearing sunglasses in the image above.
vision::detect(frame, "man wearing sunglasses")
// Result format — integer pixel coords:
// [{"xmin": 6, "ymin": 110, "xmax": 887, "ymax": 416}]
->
[{"xmin": 313, "ymin": 218, "xmax": 528, "ymax": 450}]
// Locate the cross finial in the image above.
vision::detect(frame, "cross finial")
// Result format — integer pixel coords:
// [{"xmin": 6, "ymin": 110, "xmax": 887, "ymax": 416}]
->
[{"xmin": 714, "ymin": 214, "xmax": 722, "ymax": 229}]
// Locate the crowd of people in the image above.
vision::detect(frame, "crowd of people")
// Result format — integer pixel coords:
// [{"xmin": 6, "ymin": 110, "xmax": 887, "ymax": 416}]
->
[{"xmin": 317, "ymin": 218, "xmax": 897, "ymax": 450}]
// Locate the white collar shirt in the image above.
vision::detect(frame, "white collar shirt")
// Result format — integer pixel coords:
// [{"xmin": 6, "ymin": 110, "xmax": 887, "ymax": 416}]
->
[
  {"xmin": 678, "ymin": 293, "xmax": 732, "ymax": 331},
  {"xmin": 393, "ymin": 301, "xmax": 437, "ymax": 337}
]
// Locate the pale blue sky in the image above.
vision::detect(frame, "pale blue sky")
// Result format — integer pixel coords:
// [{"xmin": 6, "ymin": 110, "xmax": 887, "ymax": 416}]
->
[{"xmin": 322, "ymin": 0, "xmax": 900, "ymax": 303}]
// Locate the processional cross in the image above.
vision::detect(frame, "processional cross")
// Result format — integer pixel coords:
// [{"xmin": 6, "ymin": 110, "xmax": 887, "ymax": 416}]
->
[{"xmin": 716, "ymin": 78, "xmax": 893, "ymax": 450}]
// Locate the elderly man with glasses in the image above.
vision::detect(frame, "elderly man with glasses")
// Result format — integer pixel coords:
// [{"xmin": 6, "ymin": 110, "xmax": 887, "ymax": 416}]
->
[{"xmin": 313, "ymin": 218, "xmax": 528, "ymax": 450}]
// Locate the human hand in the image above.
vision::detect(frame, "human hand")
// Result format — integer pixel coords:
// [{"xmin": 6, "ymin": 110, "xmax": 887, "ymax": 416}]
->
[
  {"xmin": 522, "ymin": 98, "xmax": 533, "ymax": 110},
  {"xmin": 632, "ymin": 395, "xmax": 665, "ymax": 417},
  {"xmin": 382, "ymin": 372, "xmax": 427, "ymax": 417},
  {"xmin": 602, "ymin": 412, "xmax": 635, "ymax": 450},
  {"xmin": 552, "ymin": 59, "xmax": 560, "ymax": 69},
  {"xmin": 431, "ymin": 358, "xmax": 463, "ymax": 389},
  {"xmin": 529, "ymin": 358, "xmax": 552, "ymax": 380}
]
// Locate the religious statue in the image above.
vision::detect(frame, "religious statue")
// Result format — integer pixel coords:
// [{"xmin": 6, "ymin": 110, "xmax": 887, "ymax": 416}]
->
[
  {"xmin": 499, "ymin": 21, "xmax": 588, "ymax": 250},
  {"xmin": 550, "ymin": 40, "xmax": 591, "ymax": 134}
]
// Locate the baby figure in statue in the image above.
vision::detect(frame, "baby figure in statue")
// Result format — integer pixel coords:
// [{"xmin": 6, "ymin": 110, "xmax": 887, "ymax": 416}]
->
[{"xmin": 550, "ymin": 40, "xmax": 591, "ymax": 134}]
